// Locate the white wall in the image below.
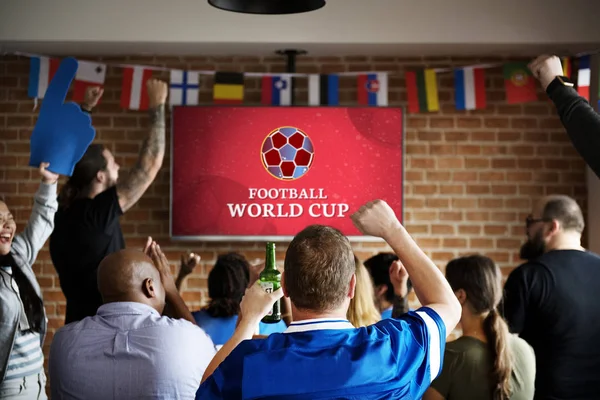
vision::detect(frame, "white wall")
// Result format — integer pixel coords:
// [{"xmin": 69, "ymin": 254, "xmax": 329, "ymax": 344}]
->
[{"xmin": 1, "ymin": 0, "xmax": 599, "ymax": 55}]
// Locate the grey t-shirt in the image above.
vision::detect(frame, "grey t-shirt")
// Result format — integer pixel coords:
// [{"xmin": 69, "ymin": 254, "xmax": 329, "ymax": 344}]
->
[{"xmin": 430, "ymin": 335, "xmax": 535, "ymax": 400}]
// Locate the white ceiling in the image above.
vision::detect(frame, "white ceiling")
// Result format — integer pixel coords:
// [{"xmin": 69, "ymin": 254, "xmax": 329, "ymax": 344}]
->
[{"xmin": 1, "ymin": 0, "xmax": 599, "ymax": 57}]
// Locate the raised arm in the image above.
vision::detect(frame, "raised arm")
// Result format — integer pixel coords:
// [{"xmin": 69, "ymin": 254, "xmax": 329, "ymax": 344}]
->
[
  {"xmin": 201, "ymin": 283, "xmax": 283, "ymax": 383},
  {"xmin": 390, "ymin": 261, "xmax": 411, "ymax": 318},
  {"xmin": 175, "ymin": 252, "xmax": 201, "ymax": 292},
  {"xmin": 529, "ymin": 55, "xmax": 600, "ymax": 178},
  {"xmin": 148, "ymin": 241, "xmax": 196, "ymax": 324},
  {"xmin": 116, "ymin": 79, "xmax": 167, "ymax": 212},
  {"xmin": 11, "ymin": 163, "xmax": 59, "ymax": 267},
  {"xmin": 351, "ymin": 200, "xmax": 461, "ymax": 335}
]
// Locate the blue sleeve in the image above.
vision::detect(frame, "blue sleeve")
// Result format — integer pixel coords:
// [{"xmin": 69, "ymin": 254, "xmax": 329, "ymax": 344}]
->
[
  {"xmin": 196, "ymin": 370, "xmax": 224, "ymax": 400},
  {"xmin": 195, "ymin": 340, "xmax": 260, "ymax": 399},
  {"xmin": 377, "ymin": 307, "xmax": 446, "ymax": 397}
]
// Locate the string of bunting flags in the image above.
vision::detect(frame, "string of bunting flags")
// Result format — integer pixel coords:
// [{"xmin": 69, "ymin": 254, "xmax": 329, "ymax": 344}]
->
[{"xmin": 18, "ymin": 50, "xmax": 600, "ymax": 114}]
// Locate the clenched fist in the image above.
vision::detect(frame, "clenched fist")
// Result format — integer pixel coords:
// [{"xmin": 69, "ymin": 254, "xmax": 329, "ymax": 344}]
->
[
  {"xmin": 528, "ymin": 55, "xmax": 565, "ymax": 91},
  {"xmin": 147, "ymin": 79, "xmax": 168, "ymax": 108},
  {"xmin": 389, "ymin": 260, "xmax": 409, "ymax": 297},
  {"xmin": 351, "ymin": 200, "xmax": 402, "ymax": 239}
]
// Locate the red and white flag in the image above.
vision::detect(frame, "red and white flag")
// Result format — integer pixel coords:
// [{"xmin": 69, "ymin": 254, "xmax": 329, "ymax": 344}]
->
[
  {"xmin": 121, "ymin": 66, "xmax": 153, "ymax": 110},
  {"xmin": 72, "ymin": 61, "xmax": 106, "ymax": 102}
]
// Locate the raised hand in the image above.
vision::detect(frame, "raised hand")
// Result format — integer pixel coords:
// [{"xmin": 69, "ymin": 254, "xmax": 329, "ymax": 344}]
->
[
  {"xmin": 389, "ymin": 260, "xmax": 410, "ymax": 298},
  {"xmin": 148, "ymin": 241, "xmax": 177, "ymax": 292},
  {"xmin": 239, "ymin": 282, "xmax": 283, "ymax": 324},
  {"xmin": 180, "ymin": 252, "xmax": 201, "ymax": 276},
  {"xmin": 528, "ymin": 55, "xmax": 565, "ymax": 91},
  {"xmin": 146, "ymin": 79, "xmax": 168, "ymax": 108},
  {"xmin": 39, "ymin": 162, "xmax": 59, "ymax": 184},
  {"xmin": 29, "ymin": 57, "xmax": 96, "ymax": 177},
  {"xmin": 82, "ymin": 86, "xmax": 104, "ymax": 111},
  {"xmin": 351, "ymin": 200, "xmax": 402, "ymax": 240},
  {"xmin": 143, "ymin": 236, "xmax": 154, "ymax": 258}
]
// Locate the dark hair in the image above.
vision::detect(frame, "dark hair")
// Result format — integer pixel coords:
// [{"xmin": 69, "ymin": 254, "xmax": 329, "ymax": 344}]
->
[
  {"xmin": 284, "ymin": 225, "xmax": 355, "ymax": 312},
  {"xmin": 542, "ymin": 195, "xmax": 585, "ymax": 234},
  {"xmin": 0, "ymin": 254, "xmax": 44, "ymax": 333},
  {"xmin": 446, "ymin": 254, "xmax": 511, "ymax": 400},
  {"xmin": 59, "ymin": 144, "xmax": 107, "ymax": 209},
  {"xmin": 205, "ymin": 253, "xmax": 250, "ymax": 318},
  {"xmin": 364, "ymin": 252, "xmax": 413, "ymax": 302}
]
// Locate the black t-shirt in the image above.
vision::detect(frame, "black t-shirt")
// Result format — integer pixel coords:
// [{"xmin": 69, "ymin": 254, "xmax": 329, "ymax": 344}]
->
[
  {"xmin": 503, "ymin": 249, "xmax": 600, "ymax": 400},
  {"xmin": 50, "ymin": 186, "xmax": 125, "ymax": 324}
]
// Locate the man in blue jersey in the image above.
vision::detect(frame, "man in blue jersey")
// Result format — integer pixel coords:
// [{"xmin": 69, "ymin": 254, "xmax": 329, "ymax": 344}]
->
[{"xmin": 196, "ymin": 200, "xmax": 461, "ymax": 399}]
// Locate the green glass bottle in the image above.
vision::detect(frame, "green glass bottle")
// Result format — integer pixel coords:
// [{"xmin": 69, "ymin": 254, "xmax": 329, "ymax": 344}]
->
[{"xmin": 259, "ymin": 242, "xmax": 281, "ymax": 323}]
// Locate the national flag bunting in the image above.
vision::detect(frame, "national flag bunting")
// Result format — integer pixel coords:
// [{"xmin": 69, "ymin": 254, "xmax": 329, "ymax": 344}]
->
[
  {"xmin": 28, "ymin": 56, "xmax": 60, "ymax": 99},
  {"xmin": 308, "ymin": 74, "xmax": 339, "ymax": 106},
  {"xmin": 562, "ymin": 57, "xmax": 572, "ymax": 78},
  {"xmin": 72, "ymin": 61, "xmax": 106, "ymax": 102},
  {"xmin": 577, "ymin": 56, "xmax": 591, "ymax": 101},
  {"xmin": 170, "ymin": 70, "xmax": 200, "ymax": 106},
  {"xmin": 121, "ymin": 66, "xmax": 153, "ymax": 110},
  {"xmin": 503, "ymin": 63, "xmax": 537, "ymax": 104},
  {"xmin": 213, "ymin": 72, "xmax": 244, "ymax": 104},
  {"xmin": 405, "ymin": 69, "xmax": 439, "ymax": 113},
  {"xmin": 261, "ymin": 75, "xmax": 292, "ymax": 106},
  {"xmin": 454, "ymin": 67, "xmax": 486, "ymax": 111},
  {"xmin": 357, "ymin": 73, "xmax": 388, "ymax": 106}
]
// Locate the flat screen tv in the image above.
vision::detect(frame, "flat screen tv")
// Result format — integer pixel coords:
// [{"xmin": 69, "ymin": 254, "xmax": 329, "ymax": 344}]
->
[{"xmin": 170, "ymin": 106, "xmax": 404, "ymax": 241}]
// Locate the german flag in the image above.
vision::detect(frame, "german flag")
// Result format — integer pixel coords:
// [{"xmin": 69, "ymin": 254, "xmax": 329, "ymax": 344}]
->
[{"xmin": 213, "ymin": 72, "xmax": 244, "ymax": 104}]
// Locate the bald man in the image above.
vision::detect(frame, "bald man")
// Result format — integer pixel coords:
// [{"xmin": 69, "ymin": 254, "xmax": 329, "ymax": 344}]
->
[
  {"xmin": 503, "ymin": 195, "xmax": 600, "ymax": 400},
  {"xmin": 49, "ymin": 245, "xmax": 216, "ymax": 400}
]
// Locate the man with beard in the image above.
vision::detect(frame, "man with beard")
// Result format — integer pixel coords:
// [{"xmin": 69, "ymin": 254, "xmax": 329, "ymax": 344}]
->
[
  {"xmin": 50, "ymin": 80, "xmax": 168, "ymax": 323},
  {"xmin": 502, "ymin": 194, "xmax": 600, "ymax": 400}
]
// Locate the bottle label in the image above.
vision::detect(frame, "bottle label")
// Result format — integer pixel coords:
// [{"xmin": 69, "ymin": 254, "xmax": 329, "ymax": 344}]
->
[{"xmin": 260, "ymin": 282, "xmax": 274, "ymax": 316}]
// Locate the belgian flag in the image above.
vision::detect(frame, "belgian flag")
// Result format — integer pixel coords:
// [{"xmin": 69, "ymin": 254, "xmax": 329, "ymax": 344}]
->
[{"xmin": 213, "ymin": 72, "xmax": 244, "ymax": 104}]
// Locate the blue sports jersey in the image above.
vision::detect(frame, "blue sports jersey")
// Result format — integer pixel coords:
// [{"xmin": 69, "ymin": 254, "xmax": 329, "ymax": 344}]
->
[
  {"xmin": 193, "ymin": 310, "xmax": 287, "ymax": 347},
  {"xmin": 196, "ymin": 307, "xmax": 446, "ymax": 399}
]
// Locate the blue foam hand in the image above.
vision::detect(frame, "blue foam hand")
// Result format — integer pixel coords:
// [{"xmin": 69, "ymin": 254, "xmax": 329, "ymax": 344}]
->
[{"xmin": 29, "ymin": 57, "xmax": 96, "ymax": 176}]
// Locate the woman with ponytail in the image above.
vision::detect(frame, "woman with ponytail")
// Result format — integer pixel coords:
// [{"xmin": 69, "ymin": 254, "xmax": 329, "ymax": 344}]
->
[
  {"xmin": 423, "ymin": 255, "xmax": 536, "ymax": 400},
  {"xmin": 180, "ymin": 252, "xmax": 287, "ymax": 348}
]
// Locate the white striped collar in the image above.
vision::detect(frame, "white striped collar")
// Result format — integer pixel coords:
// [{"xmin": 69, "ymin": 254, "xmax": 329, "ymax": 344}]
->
[{"xmin": 284, "ymin": 318, "xmax": 355, "ymax": 333}]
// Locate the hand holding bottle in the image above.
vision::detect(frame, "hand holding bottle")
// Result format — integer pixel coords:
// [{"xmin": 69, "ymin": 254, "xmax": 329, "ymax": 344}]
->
[{"xmin": 239, "ymin": 283, "xmax": 284, "ymax": 325}]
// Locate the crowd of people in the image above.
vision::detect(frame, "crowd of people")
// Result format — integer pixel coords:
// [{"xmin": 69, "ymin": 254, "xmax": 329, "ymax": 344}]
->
[{"xmin": 1, "ymin": 55, "xmax": 600, "ymax": 399}]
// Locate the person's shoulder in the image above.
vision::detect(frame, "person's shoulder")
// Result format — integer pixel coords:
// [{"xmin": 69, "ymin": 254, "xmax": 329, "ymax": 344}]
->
[
  {"xmin": 508, "ymin": 334, "xmax": 535, "ymax": 357},
  {"xmin": 542, "ymin": 249, "xmax": 600, "ymax": 263},
  {"xmin": 445, "ymin": 337, "xmax": 487, "ymax": 358},
  {"xmin": 216, "ymin": 337, "xmax": 268, "ymax": 373},
  {"xmin": 144, "ymin": 316, "xmax": 216, "ymax": 349},
  {"xmin": 507, "ymin": 260, "xmax": 552, "ymax": 282},
  {"xmin": 375, "ymin": 307, "xmax": 445, "ymax": 344},
  {"xmin": 52, "ymin": 316, "xmax": 105, "ymax": 346},
  {"xmin": 192, "ymin": 309, "xmax": 209, "ymax": 324},
  {"xmin": 154, "ymin": 315, "xmax": 210, "ymax": 334}
]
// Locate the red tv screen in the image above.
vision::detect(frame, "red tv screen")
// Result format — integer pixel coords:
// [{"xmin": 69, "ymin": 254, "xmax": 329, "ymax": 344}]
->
[{"xmin": 170, "ymin": 106, "xmax": 404, "ymax": 241}]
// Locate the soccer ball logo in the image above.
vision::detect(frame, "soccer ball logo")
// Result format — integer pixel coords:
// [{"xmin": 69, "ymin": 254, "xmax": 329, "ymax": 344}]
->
[{"xmin": 261, "ymin": 127, "xmax": 314, "ymax": 180}]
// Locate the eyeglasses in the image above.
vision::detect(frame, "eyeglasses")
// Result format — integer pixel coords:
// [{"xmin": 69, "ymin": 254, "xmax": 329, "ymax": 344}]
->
[{"xmin": 525, "ymin": 215, "xmax": 550, "ymax": 228}]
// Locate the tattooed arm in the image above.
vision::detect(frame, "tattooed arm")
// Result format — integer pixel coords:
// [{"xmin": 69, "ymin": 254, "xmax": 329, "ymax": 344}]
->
[{"xmin": 117, "ymin": 79, "xmax": 168, "ymax": 213}]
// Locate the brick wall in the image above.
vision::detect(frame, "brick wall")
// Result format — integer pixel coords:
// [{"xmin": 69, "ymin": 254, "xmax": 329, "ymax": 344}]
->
[{"xmin": 0, "ymin": 54, "xmax": 587, "ymax": 376}]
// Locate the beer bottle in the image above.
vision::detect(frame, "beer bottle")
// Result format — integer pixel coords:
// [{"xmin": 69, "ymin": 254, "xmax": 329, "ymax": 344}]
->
[{"xmin": 259, "ymin": 242, "xmax": 281, "ymax": 323}]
